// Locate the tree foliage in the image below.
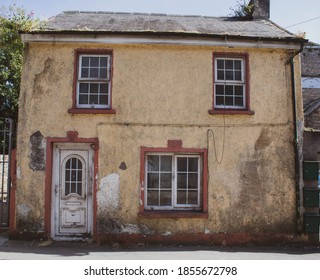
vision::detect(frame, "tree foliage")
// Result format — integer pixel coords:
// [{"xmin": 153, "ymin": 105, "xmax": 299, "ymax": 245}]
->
[
  {"xmin": 0, "ymin": 4, "xmax": 39, "ymax": 125},
  {"xmin": 229, "ymin": 0, "xmax": 254, "ymax": 19}
]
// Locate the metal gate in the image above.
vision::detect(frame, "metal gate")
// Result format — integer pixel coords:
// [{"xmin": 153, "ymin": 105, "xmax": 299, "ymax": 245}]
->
[{"xmin": 0, "ymin": 118, "xmax": 13, "ymax": 227}]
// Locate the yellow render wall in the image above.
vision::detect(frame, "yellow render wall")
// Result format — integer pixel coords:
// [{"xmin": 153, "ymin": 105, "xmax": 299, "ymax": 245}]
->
[{"xmin": 15, "ymin": 42, "xmax": 301, "ymax": 234}]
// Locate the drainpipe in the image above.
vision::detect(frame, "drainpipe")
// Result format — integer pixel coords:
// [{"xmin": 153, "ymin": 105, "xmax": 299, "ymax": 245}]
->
[{"xmin": 288, "ymin": 42, "xmax": 304, "ymax": 233}]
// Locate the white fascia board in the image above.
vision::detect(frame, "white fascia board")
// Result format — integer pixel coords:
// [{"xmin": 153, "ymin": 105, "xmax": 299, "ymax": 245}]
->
[{"xmin": 21, "ymin": 33, "xmax": 302, "ymax": 50}]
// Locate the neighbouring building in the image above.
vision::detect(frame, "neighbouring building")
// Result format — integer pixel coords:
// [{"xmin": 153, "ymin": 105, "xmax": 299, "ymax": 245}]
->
[
  {"xmin": 301, "ymin": 42, "xmax": 320, "ymax": 241},
  {"xmin": 12, "ymin": 0, "xmax": 308, "ymax": 245}
]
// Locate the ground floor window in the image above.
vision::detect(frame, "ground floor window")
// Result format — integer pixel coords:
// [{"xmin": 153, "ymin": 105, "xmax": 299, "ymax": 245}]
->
[{"xmin": 140, "ymin": 144, "xmax": 208, "ymax": 214}]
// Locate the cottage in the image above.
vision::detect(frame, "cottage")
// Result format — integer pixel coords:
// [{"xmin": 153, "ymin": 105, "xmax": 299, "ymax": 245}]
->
[{"xmin": 13, "ymin": 0, "xmax": 307, "ymax": 244}]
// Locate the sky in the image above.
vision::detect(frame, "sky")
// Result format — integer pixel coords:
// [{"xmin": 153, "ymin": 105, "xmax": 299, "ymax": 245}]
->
[{"xmin": 1, "ymin": 0, "xmax": 320, "ymax": 43}]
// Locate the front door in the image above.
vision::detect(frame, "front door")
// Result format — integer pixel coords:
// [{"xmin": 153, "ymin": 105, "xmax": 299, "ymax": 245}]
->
[{"xmin": 51, "ymin": 143, "xmax": 93, "ymax": 239}]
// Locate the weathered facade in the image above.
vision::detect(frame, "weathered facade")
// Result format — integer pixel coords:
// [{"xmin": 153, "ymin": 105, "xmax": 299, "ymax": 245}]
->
[{"xmin": 13, "ymin": 0, "xmax": 307, "ymax": 244}]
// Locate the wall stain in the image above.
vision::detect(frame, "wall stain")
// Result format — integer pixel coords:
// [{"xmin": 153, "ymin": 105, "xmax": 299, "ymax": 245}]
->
[
  {"xmin": 29, "ymin": 131, "xmax": 45, "ymax": 171},
  {"xmin": 218, "ymin": 127, "xmax": 295, "ymax": 233},
  {"xmin": 254, "ymin": 127, "xmax": 271, "ymax": 151},
  {"xmin": 33, "ymin": 58, "xmax": 54, "ymax": 99}
]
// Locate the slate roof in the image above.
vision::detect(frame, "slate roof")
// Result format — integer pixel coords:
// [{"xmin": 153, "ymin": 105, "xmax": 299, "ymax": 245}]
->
[
  {"xmin": 34, "ymin": 11, "xmax": 304, "ymax": 42},
  {"xmin": 304, "ymin": 98, "xmax": 320, "ymax": 116}
]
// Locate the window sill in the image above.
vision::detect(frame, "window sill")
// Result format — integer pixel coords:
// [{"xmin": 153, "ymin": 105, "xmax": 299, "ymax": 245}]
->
[
  {"xmin": 138, "ymin": 211, "xmax": 208, "ymax": 219},
  {"xmin": 68, "ymin": 108, "xmax": 116, "ymax": 115},
  {"xmin": 208, "ymin": 109, "xmax": 254, "ymax": 115}
]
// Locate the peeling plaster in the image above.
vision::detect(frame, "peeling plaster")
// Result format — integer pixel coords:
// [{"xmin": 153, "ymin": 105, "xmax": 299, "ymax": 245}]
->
[
  {"xmin": 17, "ymin": 204, "xmax": 31, "ymax": 218},
  {"xmin": 97, "ymin": 173, "xmax": 120, "ymax": 213},
  {"xmin": 28, "ymin": 131, "xmax": 46, "ymax": 171}
]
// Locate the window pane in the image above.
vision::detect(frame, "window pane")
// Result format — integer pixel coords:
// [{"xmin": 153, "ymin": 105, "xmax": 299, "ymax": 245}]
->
[
  {"xmin": 161, "ymin": 156, "xmax": 172, "ymax": 171},
  {"xmin": 235, "ymin": 70, "xmax": 242, "ymax": 81},
  {"xmin": 89, "ymin": 95, "xmax": 99, "ymax": 104},
  {"xmin": 90, "ymin": 67, "xmax": 99, "ymax": 78},
  {"xmin": 90, "ymin": 84, "xmax": 99, "ymax": 93},
  {"xmin": 177, "ymin": 173, "xmax": 187, "ymax": 189},
  {"xmin": 217, "ymin": 59, "xmax": 224, "ymax": 69},
  {"xmin": 99, "ymin": 94, "xmax": 109, "ymax": 105},
  {"xmin": 147, "ymin": 190, "xmax": 158, "ymax": 206},
  {"xmin": 71, "ymin": 170, "xmax": 77, "ymax": 181},
  {"xmin": 225, "ymin": 85, "xmax": 233, "ymax": 95},
  {"xmin": 100, "ymin": 83, "xmax": 109, "ymax": 94},
  {"xmin": 216, "ymin": 96, "xmax": 225, "ymax": 106},
  {"xmin": 77, "ymin": 183, "xmax": 82, "ymax": 196},
  {"xmin": 177, "ymin": 190, "xmax": 187, "ymax": 204},
  {"xmin": 160, "ymin": 173, "xmax": 172, "ymax": 189},
  {"xmin": 234, "ymin": 60, "xmax": 241, "ymax": 70},
  {"xmin": 66, "ymin": 159, "xmax": 71, "ymax": 169},
  {"xmin": 71, "ymin": 183, "xmax": 77, "ymax": 194},
  {"xmin": 147, "ymin": 155, "xmax": 159, "ymax": 171},
  {"xmin": 65, "ymin": 182, "xmax": 70, "ymax": 196},
  {"xmin": 235, "ymin": 97, "xmax": 244, "ymax": 107},
  {"xmin": 160, "ymin": 191, "xmax": 172, "ymax": 206},
  {"xmin": 147, "ymin": 173, "xmax": 159, "ymax": 189},
  {"xmin": 188, "ymin": 158, "xmax": 198, "ymax": 172},
  {"xmin": 100, "ymin": 57, "xmax": 108, "ymax": 67},
  {"xmin": 235, "ymin": 86, "xmax": 243, "ymax": 96},
  {"xmin": 226, "ymin": 70, "xmax": 234, "ymax": 80},
  {"xmin": 66, "ymin": 170, "xmax": 70, "ymax": 181},
  {"xmin": 188, "ymin": 173, "xmax": 198, "ymax": 188},
  {"xmin": 100, "ymin": 68, "xmax": 108, "ymax": 79},
  {"xmin": 81, "ymin": 68, "xmax": 89, "ymax": 78},
  {"xmin": 225, "ymin": 96, "xmax": 234, "ymax": 106},
  {"xmin": 225, "ymin": 60, "xmax": 233, "ymax": 70},
  {"xmin": 217, "ymin": 70, "xmax": 225, "ymax": 80},
  {"xmin": 188, "ymin": 191, "xmax": 198, "ymax": 204},
  {"xmin": 82, "ymin": 57, "xmax": 89, "ymax": 67},
  {"xmin": 177, "ymin": 157, "xmax": 188, "ymax": 172},
  {"xmin": 216, "ymin": 85, "xmax": 224, "ymax": 95},
  {"xmin": 79, "ymin": 83, "xmax": 89, "ymax": 93},
  {"xmin": 79, "ymin": 94, "xmax": 88, "ymax": 104},
  {"xmin": 90, "ymin": 57, "xmax": 99, "ymax": 67}
]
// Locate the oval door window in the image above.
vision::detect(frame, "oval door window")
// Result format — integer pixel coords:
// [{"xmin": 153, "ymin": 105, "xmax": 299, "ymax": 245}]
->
[{"xmin": 64, "ymin": 156, "xmax": 85, "ymax": 197}]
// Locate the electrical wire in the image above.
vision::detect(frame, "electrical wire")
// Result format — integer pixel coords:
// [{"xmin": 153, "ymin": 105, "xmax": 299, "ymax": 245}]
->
[
  {"xmin": 285, "ymin": 16, "xmax": 320, "ymax": 28},
  {"xmin": 206, "ymin": 36, "xmax": 228, "ymax": 165}
]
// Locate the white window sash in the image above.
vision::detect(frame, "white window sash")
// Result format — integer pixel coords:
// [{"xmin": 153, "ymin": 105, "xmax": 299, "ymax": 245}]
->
[
  {"xmin": 214, "ymin": 58, "xmax": 245, "ymax": 83},
  {"xmin": 77, "ymin": 54, "xmax": 111, "ymax": 108},
  {"xmin": 214, "ymin": 57, "xmax": 246, "ymax": 109},
  {"xmin": 144, "ymin": 153, "xmax": 201, "ymax": 211}
]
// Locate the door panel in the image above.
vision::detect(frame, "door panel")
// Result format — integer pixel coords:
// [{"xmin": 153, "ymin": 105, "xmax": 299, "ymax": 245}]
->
[{"xmin": 52, "ymin": 144, "xmax": 93, "ymax": 239}]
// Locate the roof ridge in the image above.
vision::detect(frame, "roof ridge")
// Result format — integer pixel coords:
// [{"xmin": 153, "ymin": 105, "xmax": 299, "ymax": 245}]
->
[{"xmin": 61, "ymin": 10, "xmax": 227, "ymax": 19}]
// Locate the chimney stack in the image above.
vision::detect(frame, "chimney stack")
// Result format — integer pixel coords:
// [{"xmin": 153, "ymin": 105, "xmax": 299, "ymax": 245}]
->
[{"xmin": 249, "ymin": 0, "xmax": 270, "ymax": 19}]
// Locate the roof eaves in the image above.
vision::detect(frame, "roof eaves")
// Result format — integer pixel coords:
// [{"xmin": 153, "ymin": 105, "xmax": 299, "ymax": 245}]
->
[{"xmin": 25, "ymin": 29, "xmax": 307, "ymax": 44}]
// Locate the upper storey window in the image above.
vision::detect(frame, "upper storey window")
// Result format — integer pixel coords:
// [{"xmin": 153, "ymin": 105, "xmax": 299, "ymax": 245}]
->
[
  {"xmin": 209, "ymin": 53, "xmax": 254, "ymax": 115},
  {"xmin": 69, "ymin": 49, "xmax": 115, "ymax": 114}
]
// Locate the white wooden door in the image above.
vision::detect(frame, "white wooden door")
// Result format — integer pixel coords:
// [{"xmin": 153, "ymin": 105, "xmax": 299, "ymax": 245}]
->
[{"xmin": 52, "ymin": 143, "xmax": 93, "ymax": 239}]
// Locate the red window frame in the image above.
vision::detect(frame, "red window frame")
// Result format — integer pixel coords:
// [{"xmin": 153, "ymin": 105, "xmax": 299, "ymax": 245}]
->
[
  {"xmin": 139, "ymin": 142, "xmax": 208, "ymax": 218},
  {"xmin": 68, "ymin": 49, "xmax": 116, "ymax": 114},
  {"xmin": 209, "ymin": 52, "xmax": 254, "ymax": 115}
]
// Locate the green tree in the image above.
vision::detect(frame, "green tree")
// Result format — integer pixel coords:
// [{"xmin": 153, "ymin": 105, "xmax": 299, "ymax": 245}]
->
[
  {"xmin": 0, "ymin": 4, "xmax": 39, "ymax": 125},
  {"xmin": 229, "ymin": 0, "xmax": 254, "ymax": 19}
]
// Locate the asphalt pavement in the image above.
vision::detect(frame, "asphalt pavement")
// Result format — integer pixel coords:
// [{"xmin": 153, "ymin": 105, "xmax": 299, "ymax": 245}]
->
[{"xmin": 1, "ymin": 232, "xmax": 320, "ymax": 260}]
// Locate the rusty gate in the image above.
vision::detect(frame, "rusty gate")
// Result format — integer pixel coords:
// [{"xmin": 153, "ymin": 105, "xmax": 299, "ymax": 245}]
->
[{"xmin": 0, "ymin": 118, "xmax": 13, "ymax": 227}]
